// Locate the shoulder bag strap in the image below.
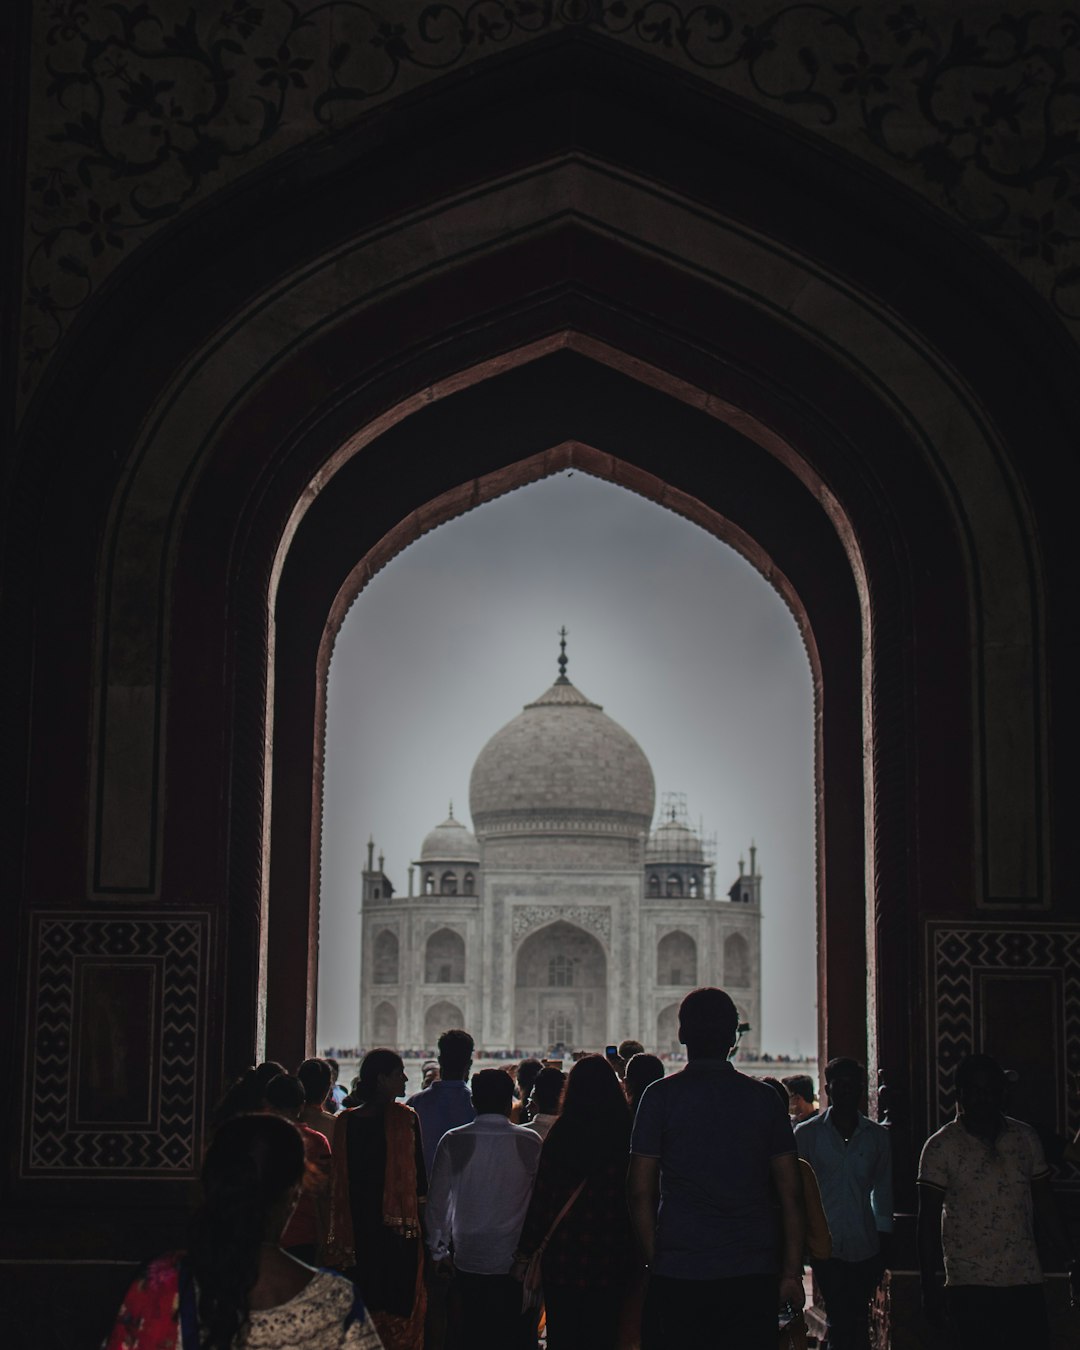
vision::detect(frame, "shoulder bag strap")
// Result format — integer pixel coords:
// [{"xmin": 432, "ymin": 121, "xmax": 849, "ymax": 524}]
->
[{"xmin": 536, "ymin": 1178, "xmax": 587, "ymax": 1257}]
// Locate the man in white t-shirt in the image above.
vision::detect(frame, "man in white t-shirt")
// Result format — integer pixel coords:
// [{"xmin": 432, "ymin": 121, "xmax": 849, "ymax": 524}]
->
[{"xmin": 917, "ymin": 1053, "xmax": 1078, "ymax": 1349}]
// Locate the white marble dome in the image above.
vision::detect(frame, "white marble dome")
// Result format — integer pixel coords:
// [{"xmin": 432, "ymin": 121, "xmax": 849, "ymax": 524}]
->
[
  {"xmin": 469, "ymin": 677, "xmax": 656, "ymax": 835},
  {"xmin": 419, "ymin": 813, "xmax": 479, "ymax": 863}
]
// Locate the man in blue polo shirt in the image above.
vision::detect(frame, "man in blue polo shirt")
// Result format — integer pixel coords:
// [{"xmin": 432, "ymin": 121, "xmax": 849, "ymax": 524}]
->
[
  {"xmin": 795, "ymin": 1057, "xmax": 892, "ymax": 1350},
  {"xmin": 628, "ymin": 987, "xmax": 805, "ymax": 1348}
]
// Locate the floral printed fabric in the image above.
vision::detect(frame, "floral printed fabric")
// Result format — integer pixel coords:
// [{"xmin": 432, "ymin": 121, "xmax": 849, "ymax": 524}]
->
[
  {"xmin": 102, "ymin": 1257, "xmax": 383, "ymax": 1349},
  {"xmin": 917, "ymin": 1116, "xmax": 1050, "ymax": 1287},
  {"xmin": 102, "ymin": 1254, "xmax": 181, "ymax": 1350}
]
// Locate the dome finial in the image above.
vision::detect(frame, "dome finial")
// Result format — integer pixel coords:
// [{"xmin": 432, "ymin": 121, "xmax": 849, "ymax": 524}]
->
[
  {"xmin": 556, "ymin": 625, "xmax": 570, "ymax": 684},
  {"xmin": 448, "ymin": 800, "xmax": 454, "ymax": 820}
]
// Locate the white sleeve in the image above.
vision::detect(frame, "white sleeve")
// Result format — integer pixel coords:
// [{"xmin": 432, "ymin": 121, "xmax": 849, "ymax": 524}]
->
[{"xmin": 425, "ymin": 1136, "xmax": 454, "ymax": 1261}]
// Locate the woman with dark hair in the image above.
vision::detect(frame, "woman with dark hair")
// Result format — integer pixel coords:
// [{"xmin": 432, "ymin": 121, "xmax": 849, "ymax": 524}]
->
[
  {"xmin": 263, "ymin": 1073, "xmax": 332, "ymax": 1263},
  {"xmin": 103, "ymin": 1113, "xmax": 382, "ymax": 1348},
  {"xmin": 325, "ymin": 1049, "xmax": 427, "ymax": 1350},
  {"xmin": 513, "ymin": 1054, "xmax": 637, "ymax": 1349},
  {"xmin": 623, "ymin": 1053, "xmax": 665, "ymax": 1118},
  {"xmin": 209, "ymin": 1060, "xmax": 288, "ymax": 1132},
  {"xmin": 296, "ymin": 1057, "xmax": 340, "ymax": 1138}
]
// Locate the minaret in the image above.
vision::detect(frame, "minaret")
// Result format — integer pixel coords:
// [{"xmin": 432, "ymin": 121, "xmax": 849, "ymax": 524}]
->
[{"xmin": 362, "ymin": 838, "xmax": 394, "ymax": 905}]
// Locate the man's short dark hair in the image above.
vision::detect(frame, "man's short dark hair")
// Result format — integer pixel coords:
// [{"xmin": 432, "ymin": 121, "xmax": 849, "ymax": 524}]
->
[
  {"xmin": 531, "ymin": 1066, "xmax": 566, "ymax": 1115},
  {"xmin": 437, "ymin": 1028, "xmax": 474, "ymax": 1076},
  {"xmin": 618, "ymin": 1039, "xmax": 645, "ymax": 1061},
  {"xmin": 471, "ymin": 1067, "xmax": 514, "ymax": 1114},
  {"xmin": 296, "ymin": 1057, "xmax": 332, "ymax": 1104},
  {"xmin": 824, "ymin": 1057, "xmax": 864, "ymax": 1085},
  {"xmin": 516, "ymin": 1058, "xmax": 543, "ymax": 1095},
  {"xmin": 678, "ymin": 988, "xmax": 740, "ymax": 1051},
  {"xmin": 782, "ymin": 1074, "xmax": 815, "ymax": 1103},
  {"xmin": 264, "ymin": 1072, "xmax": 306, "ymax": 1113},
  {"xmin": 955, "ymin": 1053, "xmax": 1005, "ymax": 1092},
  {"xmin": 761, "ymin": 1076, "xmax": 791, "ymax": 1109}
]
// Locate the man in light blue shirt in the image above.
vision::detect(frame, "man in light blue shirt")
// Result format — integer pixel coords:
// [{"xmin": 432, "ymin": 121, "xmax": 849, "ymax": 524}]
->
[
  {"xmin": 406, "ymin": 1026, "xmax": 476, "ymax": 1176},
  {"xmin": 795, "ymin": 1057, "xmax": 893, "ymax": 1350}
]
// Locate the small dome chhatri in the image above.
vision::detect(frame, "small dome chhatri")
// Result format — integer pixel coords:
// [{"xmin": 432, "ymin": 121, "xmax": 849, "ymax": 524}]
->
[
  {"xmin": 647, "ymin": 814, "xmax": 706, "ymax": 865},
  {"xmin": 469, "ymin": 630, "xmax": 656, "ymax": 835},
  {"xmin": 419, "ymin": 803, "xmax": 479, "ymax": 863}
]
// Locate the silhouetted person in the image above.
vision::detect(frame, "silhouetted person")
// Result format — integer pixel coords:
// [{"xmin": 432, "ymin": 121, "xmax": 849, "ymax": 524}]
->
[
  {"xmin": 426, "ymin": 1068, "xmax": 541, "ymax": 1350},
  {"xmin": 325, "ymin": 1050, "xmax": 427, "ymax": 1350},
  {"xmin": 407, "ymin": 1028, "xmax": 476, "ymax": 1350},
  {"xmin": 526, "ymin": 1066, "xmax": 566, "ymax": 1140},
  {"xmin": 297, "ymin": 1057, "xmax": 340, "ymax": 1138},
  {"xmin": 783, "ymin": 1074, "xmax": 818, "ymax": 1123},
  {"xmin": 627, "ymin": 987, "xmax": 804, "ymax": 1348},
  {"xmin": 264, "ymin": 1073, "xmax": 331, "ymax": 1263},
  {"xmin": 762, "ymin": 1076, "xmax": 832, "ymax": 1265},
  {"xmin": 512, "ymin": 1058, "xmax": 544, "ymax": 1123},
  {"xmin": 918, "ymin": 1053, "xmax": 1078, "ymax": 1349},
  {"xmin": 407, "ymin": 1028, "xmax": 476, "ymax": 1177},
  {"xmin": 795, "ymin": 1058, "xmax": 891, "ymax": 1350},
  {"xmin": 103, "ymin": 1114, "xmax": 382, "ymax": 1348},
  {"xmin": 515, "ymin": 1055, "xmax": 637, "ymax": 1349},
  {"xmin": 624, "ymin": 1053, "xmax": 665, "ymax": 1117},
  {"xmin": 326, "ymin": 1057, "xmax": 346, "ymax": 1112}
]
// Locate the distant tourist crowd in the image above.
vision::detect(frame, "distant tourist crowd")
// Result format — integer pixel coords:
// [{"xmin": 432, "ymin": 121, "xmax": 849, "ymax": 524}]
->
[{"xmin": 103, "ymin": 987, "xmax": 1078, "ymax": 1350}]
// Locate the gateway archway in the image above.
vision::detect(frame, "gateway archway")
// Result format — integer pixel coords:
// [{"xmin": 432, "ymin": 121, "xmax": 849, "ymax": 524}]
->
[{"xmin": 515, "ymin": 922, "xmax": 608, "ymax": 1051}]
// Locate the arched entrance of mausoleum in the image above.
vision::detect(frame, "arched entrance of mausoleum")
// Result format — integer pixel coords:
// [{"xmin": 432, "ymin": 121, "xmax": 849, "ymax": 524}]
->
[{"xmin": 514, "ymin": 921, "xmax": 608, "ymax": 1052}]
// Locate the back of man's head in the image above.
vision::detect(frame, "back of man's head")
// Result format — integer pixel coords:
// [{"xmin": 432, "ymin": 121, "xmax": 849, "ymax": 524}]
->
[
  {"xmin": 471, "ymin": 1067, "xmax": 514, "ymax": 1116},
  {"xmin": 516, "ymin": 1058, "xmax": 543, "ymax": 1098},
  {"xmin": 782, "ymin": 1074, "xmax": 815, "ymax": 1105},
  {"xmin": 263, "ymin": 1072, "xmax": 306, "ymax": 1117},
  {"xmin": 618, "ymin": 1039, "xmax": 645, "ymax": 1061},
  {"xmin": 531, "ymin": 1066, "xmax": 566, "ymax": 1116},
  {"xmin": 625, "ymin": 1053, "xmax": 665, "ymax": 1104},
  {"xmin": 296, "ymin": 1057, "xmax": 332, "ymax": 1106},
  {"xmin": 436, "ymin": 1028, "xmax": 474, "ymax": 1081},
  {"xmin": 678, "ymin": 987, "xmax": 739, "ymax": 1058}
]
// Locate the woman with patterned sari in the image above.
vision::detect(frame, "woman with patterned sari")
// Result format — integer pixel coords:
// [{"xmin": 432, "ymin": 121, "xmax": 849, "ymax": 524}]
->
[
  {"xmin": 325, "ymin": 1049, "xmax": 428, "ymax": 1350},
  {"xmin": 102, "ymin": 1113, "xmax": 382, "ymax": 1349}
]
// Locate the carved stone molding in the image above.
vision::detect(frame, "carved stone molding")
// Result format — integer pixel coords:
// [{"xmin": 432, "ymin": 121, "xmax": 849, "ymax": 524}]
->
[
  {"xmin": 20, "ymin": 2, "xmax": 1080, "ymax": 407},
  {"xmin": 926, "ymin": 920, "xmax": 1080, "ymax": 1186},
  {"xmin": 512, "ymin": 903, "xmax": 611, "ymax": 945},
  {"xmin": 22, "ymin": 911, "xmax": 209, "ymax": 1178}
]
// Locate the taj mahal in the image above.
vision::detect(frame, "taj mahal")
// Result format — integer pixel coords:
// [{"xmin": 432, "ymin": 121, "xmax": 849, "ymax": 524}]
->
[{"xmin": 359, "ymin": 638, "xmax": 762, "ymax": 1056}]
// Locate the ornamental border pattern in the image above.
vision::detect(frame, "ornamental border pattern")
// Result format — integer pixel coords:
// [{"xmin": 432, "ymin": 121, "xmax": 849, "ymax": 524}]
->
[
  {"xmin": 926, "ymin": 920, "xmax": 1080, "ymax": 1188},
  {"xmin": 512, "ymin": 903, "xmax": 612, "ymax": 945},
  {"xmin": 19, "ymin": 2, "xmax": 1080, "ymax": 407},
  {"xmin": 22, "ymin": 911, "xmax": 209, "ymax": 1178}
]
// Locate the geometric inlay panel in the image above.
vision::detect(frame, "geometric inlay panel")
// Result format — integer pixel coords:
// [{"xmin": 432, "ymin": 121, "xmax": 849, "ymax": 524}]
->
[
  {"xmin": 926, "ymin": 921, "xmax": 1080, "ymax": 1189},
  {"xmin": 22, "ymin": 912, "xmax": 208, "ymax": 1178}
]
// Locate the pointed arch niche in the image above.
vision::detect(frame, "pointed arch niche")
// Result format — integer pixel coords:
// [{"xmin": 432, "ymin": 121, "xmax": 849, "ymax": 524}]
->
[{"xmin": 90, "ymin": 77, "xmax": 1043, "ymax": 1147}]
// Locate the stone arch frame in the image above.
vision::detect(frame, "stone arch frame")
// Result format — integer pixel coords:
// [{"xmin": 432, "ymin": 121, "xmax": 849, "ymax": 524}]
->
[
  {"xmin": 372, "ymin": 1000, "xmax": 398, "ymax": 1045},
  {"xmin": 371, "ymin": 929, "xmax": 399, "ymax": 985},
  {"xmin": 514, "ymin": 919, "xmax": 609, "ymax": 1052},
  {"xmin": 723, "ymin": 932, "xmax": 752, "ymax": 988},
  {"xmin": 6, "ymin": 38, "xmax": 1068, "ymax": 1196},
  {"xmin": 424, "ymin": 928, "xmax": 466, "ymax": 985},
  {"xmin": 424, "ymin": 1000, "xmax": 465, "ymax": 1050},
  {"xmin": 657, "ymin": 930, "xmax": 698, "ymax": 988}
]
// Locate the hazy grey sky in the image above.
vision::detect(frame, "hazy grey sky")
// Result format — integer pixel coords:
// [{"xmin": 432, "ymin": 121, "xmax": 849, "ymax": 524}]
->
[{"xmin": 318, "ymin": 471, "xmax": 816, "ymax": 1054}]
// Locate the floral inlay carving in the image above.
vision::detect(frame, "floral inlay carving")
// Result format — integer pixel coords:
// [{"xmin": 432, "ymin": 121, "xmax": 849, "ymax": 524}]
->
[{"xmin": 21, "ymin": 2, "xmax": 1080, "ymax": 406}]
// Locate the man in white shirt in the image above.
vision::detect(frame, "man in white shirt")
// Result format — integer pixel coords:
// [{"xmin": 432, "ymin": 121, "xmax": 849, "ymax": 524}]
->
[
  {"xmin": 917, "ymin": 1053, "xmax": 1078, "ymax": 1349},
  {"xmin": 795, "ymin": 1057, "xmax": 893, "ymax": 1350},
  {"xmin": 426, "ymin": 1068, "xmax": 542, "ymax": 1350}
]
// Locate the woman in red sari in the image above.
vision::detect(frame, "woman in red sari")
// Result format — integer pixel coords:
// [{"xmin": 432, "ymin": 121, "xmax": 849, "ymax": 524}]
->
[{"xmin": 325, "ymin": 1049, "xmax": 427, "ymax": 1350}]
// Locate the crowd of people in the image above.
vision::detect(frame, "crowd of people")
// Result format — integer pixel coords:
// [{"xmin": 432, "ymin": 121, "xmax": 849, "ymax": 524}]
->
[{"xmin": 103, "ymin": 987, "xmax": 1078, "ymax": 1350}]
